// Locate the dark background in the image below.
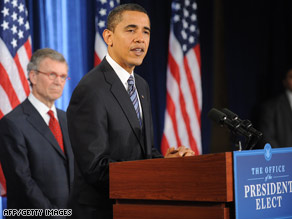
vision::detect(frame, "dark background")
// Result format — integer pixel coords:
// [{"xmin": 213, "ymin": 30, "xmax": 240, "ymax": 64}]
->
[{"xmin": 27, "ymin": 0, "xmax": 292, "ymax": 154}]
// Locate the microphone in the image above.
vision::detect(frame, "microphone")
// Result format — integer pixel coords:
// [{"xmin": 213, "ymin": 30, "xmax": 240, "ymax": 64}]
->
[
  {"xmin": 221, "ymin": 108, "xmax": 263, "ymax": 139},
  {"xmin": 208, "ymin": 108, "xmax": 252, "ymax": 139}
]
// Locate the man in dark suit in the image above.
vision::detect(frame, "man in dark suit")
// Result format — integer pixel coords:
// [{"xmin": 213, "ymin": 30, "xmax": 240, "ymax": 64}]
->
[
  {"xmin": 258, "ymin": 67, "xmax": 292, "ymax": 148},
  {"xmin": 67, "ymin": 3, "xmax": 194, "ymax": 219},
  {"xmin": 0, "ymin": 48, "xmax": 74, "ymax": 216}
]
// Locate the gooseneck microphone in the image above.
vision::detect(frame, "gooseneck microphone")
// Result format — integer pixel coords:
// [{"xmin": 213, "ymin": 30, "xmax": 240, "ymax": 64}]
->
[
  {"xmin": 208, "ymin": 108, "xmax": 263, "ymax": 150},
  {"xmin": 221, "ymin": 108, "xmax": 263, "ymax": 139},
  {"xmin": 208, "ymin": 108, "xmax": 252, "ymax": 139}
]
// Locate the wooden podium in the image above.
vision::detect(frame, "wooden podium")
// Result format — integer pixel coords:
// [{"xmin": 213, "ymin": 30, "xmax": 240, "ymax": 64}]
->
[{"xmin": 109, "ymin": 152, "xmax": 234, "ymax": 219}]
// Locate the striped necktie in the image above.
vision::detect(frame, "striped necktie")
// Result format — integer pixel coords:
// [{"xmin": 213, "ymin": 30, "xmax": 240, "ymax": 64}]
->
[{"xmin": 127, "ymin": 75, "xmax": 142, "ymax": 127}]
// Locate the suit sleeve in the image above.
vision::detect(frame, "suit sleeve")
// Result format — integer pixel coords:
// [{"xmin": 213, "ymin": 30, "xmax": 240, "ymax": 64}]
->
[
  {"xmin": 150, "ymin": 110, "xmax": 163, "ymax": 158},
  {"xmin": 145, "ymin": 82, "xmax": 163, "ymax": 159},
  {"xmin": 67, "ymin": 84, "xmax": 114, "ymax": 189},
  {"xmin": 0, "ymin": 117, "xmax": 56, "ymax": 209}
]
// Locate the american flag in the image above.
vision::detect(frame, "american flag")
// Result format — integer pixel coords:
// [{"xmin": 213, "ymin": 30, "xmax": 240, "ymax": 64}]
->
[
  {"xmin": 94, "ymin": 0, "xmax": 119, "ymax": 66},
  {"xmin": 0, "ymin": 0, "xmax": 32, "ymax": 196},
  {"xmin": 161, "ymin": 0, "xmax": 202, "ymax": 156}
]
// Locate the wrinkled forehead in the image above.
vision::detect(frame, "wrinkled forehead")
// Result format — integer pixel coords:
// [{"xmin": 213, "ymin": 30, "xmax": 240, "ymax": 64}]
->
[{"xmin": 38, "ymin": 57, "xmax": 68, "ymax": 72}]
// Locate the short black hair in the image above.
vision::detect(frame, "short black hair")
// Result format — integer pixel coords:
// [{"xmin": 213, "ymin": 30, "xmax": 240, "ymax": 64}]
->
[{"xmin": 107, "ymin": 3, "xmax": 149, "ymax": 31}]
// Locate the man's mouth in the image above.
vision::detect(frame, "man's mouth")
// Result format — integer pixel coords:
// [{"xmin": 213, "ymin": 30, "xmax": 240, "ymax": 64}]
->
[{"xmin": 131, "ymin": 48, "xmax": 145, "ymax": 55}]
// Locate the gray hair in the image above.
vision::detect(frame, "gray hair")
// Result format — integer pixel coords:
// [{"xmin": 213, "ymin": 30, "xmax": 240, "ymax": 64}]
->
[{"xmin": 27, "ymin": 48, "xmax": 68, "ymax": 73}]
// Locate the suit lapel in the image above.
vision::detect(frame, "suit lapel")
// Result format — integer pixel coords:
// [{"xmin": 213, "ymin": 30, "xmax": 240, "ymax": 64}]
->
[
  {"xmin": 101, "ymin": 60, "xmax": 145, "ymax": 153},
  {"xmin": 23, "ymin": 99, "xmax": 66, "ymax": 159}
]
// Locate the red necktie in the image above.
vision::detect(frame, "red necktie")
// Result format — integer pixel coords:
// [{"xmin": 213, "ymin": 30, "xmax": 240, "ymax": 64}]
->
[{"xmin": 47, "ymin": 110, "xmax": 64, "ymax": 153}]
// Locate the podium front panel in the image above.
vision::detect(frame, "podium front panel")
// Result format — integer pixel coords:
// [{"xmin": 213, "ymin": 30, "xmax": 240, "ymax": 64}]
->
[
  {"xmin": 113, "ymin": 202, "xmax": 230, "ymax": 219},
  {"xmin": 110, "ymin": 152, "xmax": 233, "ymax": 202}
]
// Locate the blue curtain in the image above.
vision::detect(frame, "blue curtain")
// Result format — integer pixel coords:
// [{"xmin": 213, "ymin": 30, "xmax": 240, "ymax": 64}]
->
[{"xmin": 27, "ymin": 0, "xmax": 95, "ymax": 110}]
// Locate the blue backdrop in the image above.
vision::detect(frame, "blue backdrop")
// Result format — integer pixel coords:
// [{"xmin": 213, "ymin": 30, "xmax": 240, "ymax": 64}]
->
[{"xmin": 27, "ymin": 0, "xmax": 95, "ymax": 110}]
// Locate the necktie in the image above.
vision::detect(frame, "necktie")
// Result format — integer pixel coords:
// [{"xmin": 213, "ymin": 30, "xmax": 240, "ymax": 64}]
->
[
  {"xmin": 47, "ymin": 110, "xmax": 64, "ymax": 152},
  {"xmin": 127, "ymin": 75, "xmax": 142, "ymax": 127}
]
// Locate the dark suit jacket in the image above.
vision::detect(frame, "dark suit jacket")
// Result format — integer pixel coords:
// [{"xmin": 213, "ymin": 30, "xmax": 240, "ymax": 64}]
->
[
  {"xmin": 0, "ymin": 99, "xmax": 74, "ymax": 212},
  {"xmin": 67, "ymin": 59, "xmax": 162, "ymax": 216},
  {"xmin": 258, "ymin": 93, "xmax": 292, "ymax": 148}
]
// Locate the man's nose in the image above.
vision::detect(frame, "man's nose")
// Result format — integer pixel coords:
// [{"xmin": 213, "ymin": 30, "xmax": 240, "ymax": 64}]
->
[{"xmin": 134, "ymin": 31, "xmax": 145, "ymax": 43}]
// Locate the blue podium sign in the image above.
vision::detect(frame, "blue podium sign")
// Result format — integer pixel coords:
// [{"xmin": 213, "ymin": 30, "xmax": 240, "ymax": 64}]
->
[{"xmin": 233, "ymin": 144, "xmax": 292, "ymax": 219}]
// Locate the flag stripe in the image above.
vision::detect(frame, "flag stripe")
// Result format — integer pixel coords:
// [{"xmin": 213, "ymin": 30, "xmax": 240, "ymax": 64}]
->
[
  {"xmin": 194, "ymin": 45, "xmax": 201, "ymax": 70},
  {"xmin": 183, "ymin": 55, "xmax": 200, "ymax": 124},
  {"xmin": 24, "ymin": 38, "xmax": 32, "ymax": 58},
  {"xmin": 187, "ymin": 46, "xmax": 202, "ymax": 109},
  {"xmin": 169, "ymin": 32, "xmax": 201, "ymax": 123},
  {"xmin": 160, "ymin": 134, "xmax": 170, "ymax": 155},
  {"xmin": 0, "ymin": 39, "xmax": 27, "ymax": 103},
  {"xmin": 168, "ymin": 34, "xmax": 194, "ymax": 150},
  {"xmin": 166, "ymin": 64, "xmax": 191, "ymax": 149},
  {"xmin": 94, "ymin": 33, "xmax": 107, "ymax": 65},
  {"xmin": 0, "ymin": 86, "xmax": 12, "ymax": 117},
  {"xmin": 17, "ymin": 39, "xmax": 32, "ymax": 94},
  {"xmin": 94, "ymin": 52, "xmax": 101, "ymax": 67},
  {"xmin": 169, "ymin": 32, "xmax": 201, "ymax": 138},
  {"xmin": 185, "ymin": 49, "xmax": 202, "ymax": 152},
  {"xmin": 166, "ymin": 90, "xmax": 182, "ymax": 147},
  {"xmin": 0, "ymin": 63, "xmax": 20, "ymax": 109},
  {"xmin": 0, "ymin": 109, "xmax": 3, "ymax": 119},
  {"xmin": 161, "ymin": 110, "xmax": 179, "ymax": 155},
  {"xmin": 169, "ymin": 52, "xmax": 199, "ymax": 154},
  {"xmin": 162, "ymin": 0, "xmax": 202, "ymax": 156},
  {"xmin": 14, "ymin": 53, "xmax": 30, "ymax": 96}
]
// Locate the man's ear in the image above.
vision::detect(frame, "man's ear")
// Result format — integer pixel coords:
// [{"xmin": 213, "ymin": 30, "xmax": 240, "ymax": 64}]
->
[
  {"xmin": 103, "ymin": 29, "xmax": 113, "ymax": 47},
  {"xmin": 29, "ymin": 71, "xmax": 36, "ymax": 85}
]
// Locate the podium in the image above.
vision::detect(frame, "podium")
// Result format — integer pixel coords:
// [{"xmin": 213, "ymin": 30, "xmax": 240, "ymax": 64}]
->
[{"xmin": 109, "ymin": 152, "xmax": 234, "ymax": 219}]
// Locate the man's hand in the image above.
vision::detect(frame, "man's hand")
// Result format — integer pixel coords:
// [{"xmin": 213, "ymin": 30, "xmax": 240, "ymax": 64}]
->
[{"xmin": 164, "ymin": 146, "xmax": 195, "ymax": 158}]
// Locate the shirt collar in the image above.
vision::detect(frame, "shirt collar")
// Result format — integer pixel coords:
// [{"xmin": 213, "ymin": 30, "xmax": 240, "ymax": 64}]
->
[
  {"xmin": 28, "ymin": 93, "xmax": 58, "ymax": 124},
  {"xmin": 106, "ymin": 53, "xmax": 135, "ymax": 89}
]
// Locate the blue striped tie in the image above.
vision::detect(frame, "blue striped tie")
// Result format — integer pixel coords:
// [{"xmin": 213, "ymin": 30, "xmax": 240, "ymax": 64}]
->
[{"xmin": 127, "ymin": 75, "xmax": 142, "ymax": 127}]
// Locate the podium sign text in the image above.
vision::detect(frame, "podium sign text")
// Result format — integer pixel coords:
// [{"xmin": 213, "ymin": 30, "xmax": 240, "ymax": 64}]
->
[{"xmin": 233, "ymin": 144, "xmax": 292, "ymax": 219}]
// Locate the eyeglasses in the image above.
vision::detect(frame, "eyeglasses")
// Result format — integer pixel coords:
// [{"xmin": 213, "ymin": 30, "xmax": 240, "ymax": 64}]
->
[{"xmin": 36, "ymin": 70, "xmax": 70, "ymax": 82}]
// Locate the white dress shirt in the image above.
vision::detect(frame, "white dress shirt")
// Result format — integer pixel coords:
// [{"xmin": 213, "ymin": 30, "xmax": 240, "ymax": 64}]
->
[
  {"xmin": 106, "ymin": 54, "xmax": 143, "ymax": 118},
  {"xmin": 28, "ymin": 93, "xmax": 58, "ymax": 125}
]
